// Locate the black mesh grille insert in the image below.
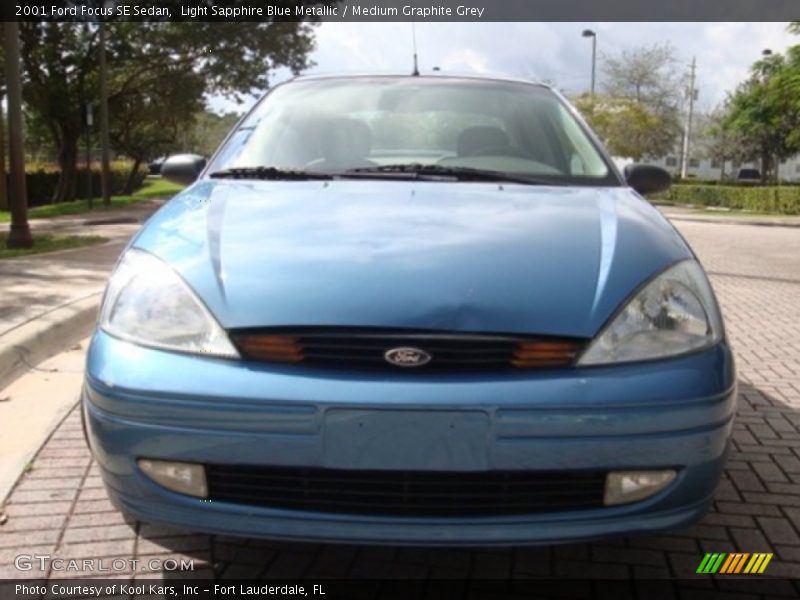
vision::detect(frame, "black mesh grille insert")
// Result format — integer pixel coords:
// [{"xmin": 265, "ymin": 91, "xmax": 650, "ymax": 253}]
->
[
  {"xmin": 205, "ymin": 465, "xmax": 607, "ymax": 517},
  {"xmin": 230, "ymin": 328, "xmax": 585, "ymax": 372}
]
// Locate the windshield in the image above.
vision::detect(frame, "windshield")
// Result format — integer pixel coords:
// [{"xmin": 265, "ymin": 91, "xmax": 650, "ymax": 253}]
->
[{"xmin": 209, "ymin": 77, "xmax": 619, "ymax": 186}]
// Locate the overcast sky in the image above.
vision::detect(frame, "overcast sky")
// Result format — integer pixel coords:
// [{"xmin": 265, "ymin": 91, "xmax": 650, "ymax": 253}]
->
[{"xmin": 211, "ymin": 22, "xmax": 797, "ymax": 114}]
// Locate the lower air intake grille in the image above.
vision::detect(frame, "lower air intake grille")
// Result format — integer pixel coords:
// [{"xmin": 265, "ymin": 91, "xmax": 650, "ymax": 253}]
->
[{"xmin": 205, "ymin": 465, "xmax": 607, "ymax": 517}]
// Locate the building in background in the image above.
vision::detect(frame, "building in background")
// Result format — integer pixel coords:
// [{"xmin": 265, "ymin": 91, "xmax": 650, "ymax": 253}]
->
[{"xmin": 643, "ymin": 135, "xmax": 800, "ymax": 183}]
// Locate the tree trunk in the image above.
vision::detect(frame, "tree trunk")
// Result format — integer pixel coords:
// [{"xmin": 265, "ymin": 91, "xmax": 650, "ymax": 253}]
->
[
  {"xmin": 123, "ymin": 158, "xmax": 142, "ymax": 195},
  {"xmin": 54, "ymin": 131, "xmax": 79, "ymax": 203},
  {"xmin": 0, "ymin": 97, "xmax": 8, "ymax": 211},
  {"xmin": 759, "ymin": 143, "xmax": 772, "ymax": 185}
]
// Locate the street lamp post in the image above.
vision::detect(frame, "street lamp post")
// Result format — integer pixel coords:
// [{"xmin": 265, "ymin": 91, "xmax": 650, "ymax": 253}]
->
[
  {"xmin": 582, "ymin": 29, "xmax": 597, "ymax": 96},
  {"xmin": 3, "ymin": 21, "xmax": 33, "ymax": 249},
  {"xmin": 680, "ymin": 57, "xmax": 697, "ymax": 180}
]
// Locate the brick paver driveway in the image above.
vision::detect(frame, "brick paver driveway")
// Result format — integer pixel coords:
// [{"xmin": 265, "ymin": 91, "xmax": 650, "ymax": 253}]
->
[{"xmin": 1, "ymin": 218, "xmax": 799, "ymax": 593}]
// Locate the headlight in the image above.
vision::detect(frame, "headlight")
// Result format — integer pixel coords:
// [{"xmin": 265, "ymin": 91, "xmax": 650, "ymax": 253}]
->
[
  {"xmin": 578, "ymin": 260, "xmax": 722, "ymax": 365},
  {"xmin": 99, "ymin": 248, "xmax": 239, "ymax": 358}
]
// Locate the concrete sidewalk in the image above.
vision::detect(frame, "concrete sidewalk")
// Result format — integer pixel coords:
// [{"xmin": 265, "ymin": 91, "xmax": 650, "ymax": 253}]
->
[
  {"xmin": 0, "ymin": 200, "xmax": 163, "ymax": 388},
  {"xmin": 0, "ymin": 200, "xmax": 163, "ymax": 504}
]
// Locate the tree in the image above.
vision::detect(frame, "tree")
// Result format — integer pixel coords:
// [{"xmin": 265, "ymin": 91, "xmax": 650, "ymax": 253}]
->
[
  {"xmin": 575, "ymin": 43, "xmax": 683, "ymax": 161},
  {"xmin": 178, "ymin": 110, "xmax": 242, "ymax": 158},
  {"xmin": 21, "ymin": 24, "xmax": 95, "ymax": 202},
  {"xmin": 771, "ymin": 44, "xmax": 800, "ymax": 153},
  {"xmin": 602, "ymin": 42, "xmax": 682, "ymax": 111},
  {"xmin": 109, "ymin": 66, "xmax": 205, "ymax": 193},
  {"xmin": 722, "ymin": 50, "xmax": 800, "ymax": 183},
  {"xmin": 0, "ymin": 96, "xmax": 6, "ymax": 211},
  {"xmin": 575, "ymin": 94, "xmax": 680, "ymax": 161},
  {"xmin": 0, "ymin": 48, "xmax": 6, "ymax": 212},
  {"xmin": 19, "ymin": 20, "xmax": 319, "ymax": 202},
  {"xmin": 701, "ymin": 104, "xmax": 750, "ymax": 180},
  {"xmin": 4, "ymin": 21, "xmax": 33, "ymax": 247}
]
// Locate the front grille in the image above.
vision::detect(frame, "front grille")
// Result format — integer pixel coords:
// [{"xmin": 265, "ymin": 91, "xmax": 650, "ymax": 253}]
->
[
  {"xmin": 230, "ymin": 328, "xmax": 585, "ymax": 371},
  {"xmin": 205, "ymin": 465, "xmax": 607, "ymax": 517}
]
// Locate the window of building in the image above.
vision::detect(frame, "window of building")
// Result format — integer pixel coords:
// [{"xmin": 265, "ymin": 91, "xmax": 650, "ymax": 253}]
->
[
  {"xmin": 665, "ymin": 156, "xmax": 677, "ymax": 167},
  {"xmin": 710, "ymin": 158, "xmax": 721, "ymax": 169},
  {"xmin": 688, "ymin": 158, "xmax": 700, "ymax": 168}
]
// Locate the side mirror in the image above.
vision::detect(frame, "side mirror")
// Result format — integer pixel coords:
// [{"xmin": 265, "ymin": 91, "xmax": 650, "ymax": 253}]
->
[
  {"xmin": 624, "ymin": 164, "xmax": 672, "ymax": 196},
  {"xmin": 160, "ymin": 154, "xmax": 207, "ymax": 186}
]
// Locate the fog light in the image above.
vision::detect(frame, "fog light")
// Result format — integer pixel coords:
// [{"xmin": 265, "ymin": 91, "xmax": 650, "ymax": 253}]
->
[
  {"xmin": 604, "ymin": 470, "xmax": 676, "ymax": 506},
  {"xmin": 138, "ymin": 459, "xmax": 207, "ymax": 498}
]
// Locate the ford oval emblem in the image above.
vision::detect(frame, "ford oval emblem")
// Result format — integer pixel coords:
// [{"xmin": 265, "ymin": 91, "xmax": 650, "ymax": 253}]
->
[{"xmin": 384, "ymin": 347, "xmax": 432, "ymax": 368}]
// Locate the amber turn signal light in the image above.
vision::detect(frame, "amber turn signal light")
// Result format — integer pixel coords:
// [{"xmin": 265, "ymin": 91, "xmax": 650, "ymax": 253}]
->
[
  {"xmin": 234, "ymin": 334, "xmax": 304, "ymax": 363},
  {"xmin": 511, "ymin": 340, "xmax": 581, "ymax": 368}
]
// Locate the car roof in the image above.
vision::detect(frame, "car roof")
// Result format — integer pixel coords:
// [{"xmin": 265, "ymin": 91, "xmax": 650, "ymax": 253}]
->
[{"xmin": 289, "ymin": 72, "xmax": 554, "ymax": 90}]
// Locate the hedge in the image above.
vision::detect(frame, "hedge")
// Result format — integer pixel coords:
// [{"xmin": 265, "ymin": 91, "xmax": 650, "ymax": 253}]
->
[
  {"xmin": 671, "ymin": 178, "xmax": 800, "ymax": 187},
  {"xmin": 651, "ymin": 184, "xmax": 800, "ymax": 215},
  {"xmin": 19, "ymin": 162, "xmax": 146, "ymax": 208}
]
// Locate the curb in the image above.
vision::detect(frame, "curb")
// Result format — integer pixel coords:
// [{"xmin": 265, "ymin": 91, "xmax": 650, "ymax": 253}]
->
[
  {"xmin": 0, "ymin": 293, "xmax": 102, "ymax": 390},
  {"xmin": 665, "ymin": 215, "xmax": 800, "ymax": 229}
]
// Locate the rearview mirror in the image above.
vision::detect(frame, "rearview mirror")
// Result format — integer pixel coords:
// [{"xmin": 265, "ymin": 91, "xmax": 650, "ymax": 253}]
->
[
  {"xmin": 160, "ymin": 154, "xmax": 207, "ymax": 186},
  {"xmin": 624, "ymin": 164, "xmax": 671, "ymax": 196}
]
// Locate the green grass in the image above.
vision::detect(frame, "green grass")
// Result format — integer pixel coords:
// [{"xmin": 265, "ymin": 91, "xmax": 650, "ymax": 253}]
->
[
  {"xmin": 0, "ymin": 233, "xmax": 109, "ymax": 259},
  {"xmin": 0, "ymin": 177, "xmax": 185, "ymax": 223}
]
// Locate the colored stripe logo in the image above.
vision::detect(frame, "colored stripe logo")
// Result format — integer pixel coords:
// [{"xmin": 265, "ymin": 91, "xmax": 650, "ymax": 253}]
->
[{"xmin": 697, "ymin": 553, "xmax": 773, "ymax": 574}]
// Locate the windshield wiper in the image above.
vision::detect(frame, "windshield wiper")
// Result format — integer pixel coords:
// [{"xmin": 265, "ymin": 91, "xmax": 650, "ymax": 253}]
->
[
  {"xmin": 340, "ymin": 164, "xmax": 564, "ymax": 186},
  {"xmin": 208, "ymin": 166, "xmax": 333, "ymax": 181},
  {"xmin": 208, "ymin": 164, "xmax": 565, "ymax": 186}
]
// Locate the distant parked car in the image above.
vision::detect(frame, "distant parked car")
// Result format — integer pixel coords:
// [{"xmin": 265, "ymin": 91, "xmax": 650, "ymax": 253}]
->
[
  {"xmin": 735, "ymin": 168, "xmax": 761, "ymax": 183},
  {"xmin": 148, "ymin": 156, "xmax": 166, "ymax": 176}
]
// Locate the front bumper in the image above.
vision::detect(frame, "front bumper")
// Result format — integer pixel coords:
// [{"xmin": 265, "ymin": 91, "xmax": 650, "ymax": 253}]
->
[{"xmin": 83, "ymin": 331, "xmax": 736, "ymax": 546}]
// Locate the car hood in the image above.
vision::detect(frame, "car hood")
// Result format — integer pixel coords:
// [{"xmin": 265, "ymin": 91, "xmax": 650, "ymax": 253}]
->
[{"xmin": 133, "ymin": 179, "xmax": 692, "ymax": 338}]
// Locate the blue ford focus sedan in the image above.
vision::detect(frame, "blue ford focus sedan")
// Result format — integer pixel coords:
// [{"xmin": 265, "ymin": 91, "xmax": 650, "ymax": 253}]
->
[{"xmin": 83, "ymin": 75, "xmax": 735, "ymax": 546}]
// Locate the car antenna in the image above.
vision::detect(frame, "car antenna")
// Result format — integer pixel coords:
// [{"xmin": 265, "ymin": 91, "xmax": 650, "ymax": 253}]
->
[{"xmin": 411, "ymin": 21, "xmax": 420, "ymax": 76}]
